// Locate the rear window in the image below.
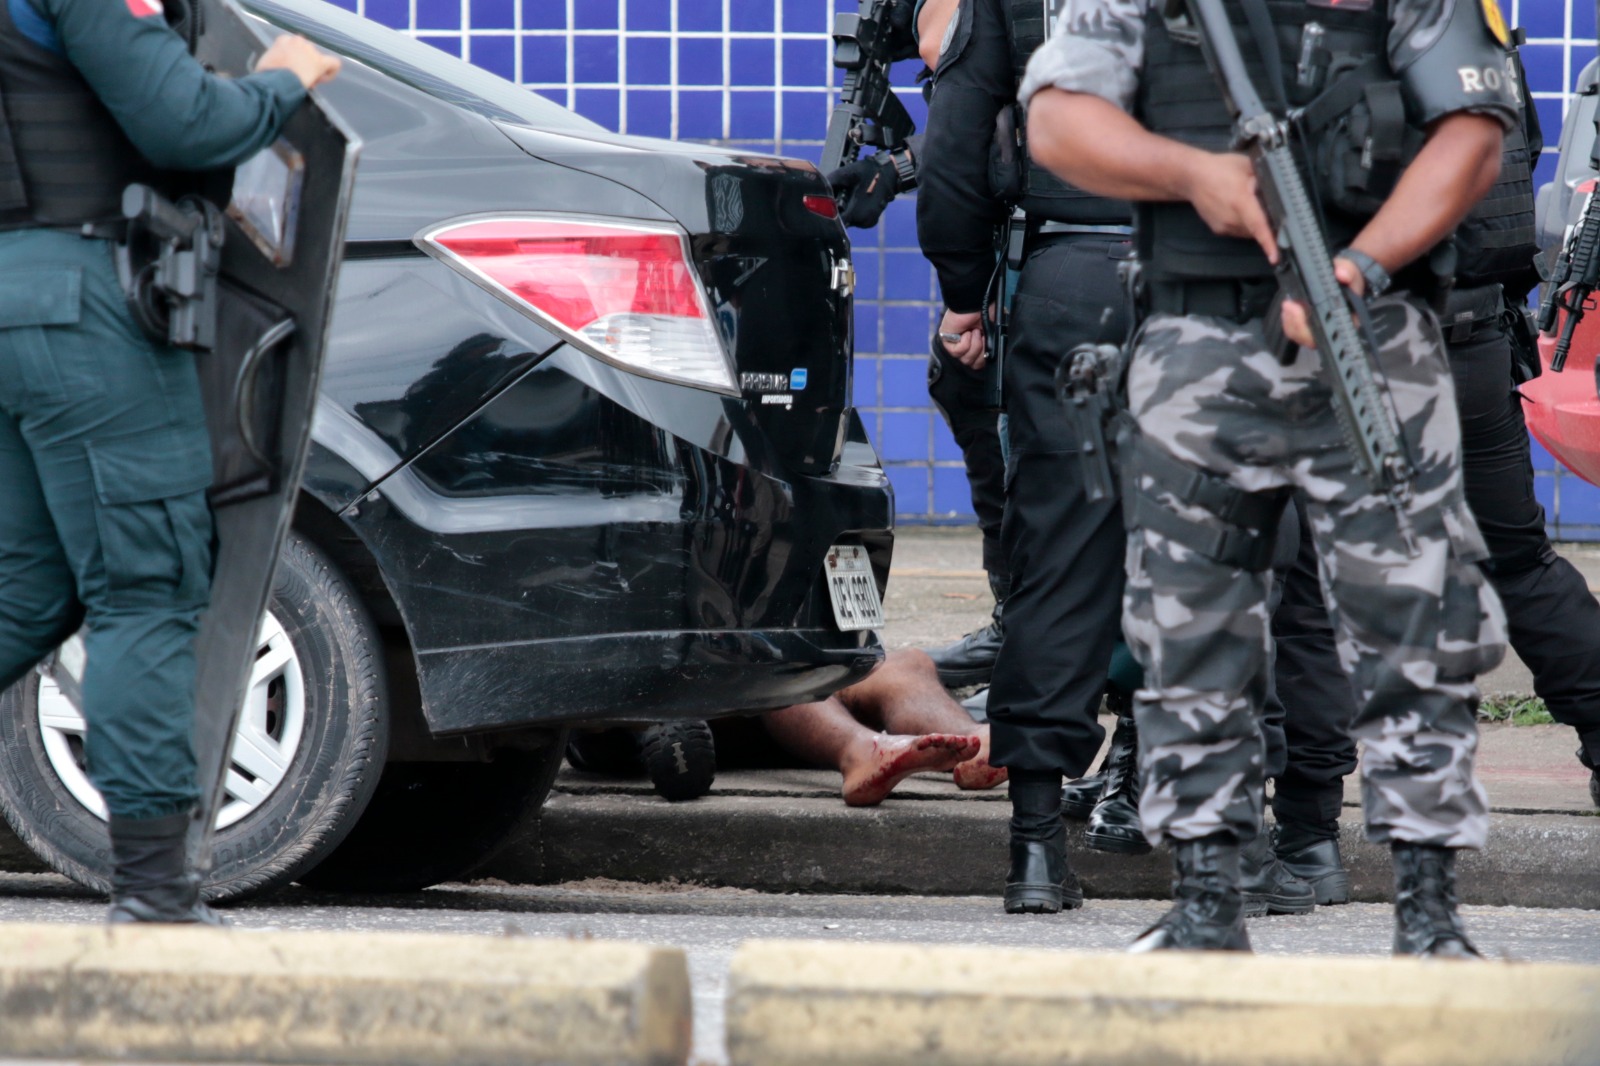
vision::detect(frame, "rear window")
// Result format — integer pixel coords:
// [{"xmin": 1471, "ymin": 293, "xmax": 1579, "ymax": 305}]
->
[{"xmin": 242, "ymin": 0, "xmax": 603, "ymax": 134}]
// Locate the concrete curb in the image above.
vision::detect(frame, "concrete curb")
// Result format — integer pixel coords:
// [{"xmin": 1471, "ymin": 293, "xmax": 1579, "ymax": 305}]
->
[
  {"xmin": 0, "ymin": 923, "xmax": 690, "ymax": 1066},
  {"xmin": 499, "ymin": 791, "xmax": 1600, "ymax": 910},
  {"xmin": 725, "ymin": 939, "xmax": 1600, "ymax": 1066}
]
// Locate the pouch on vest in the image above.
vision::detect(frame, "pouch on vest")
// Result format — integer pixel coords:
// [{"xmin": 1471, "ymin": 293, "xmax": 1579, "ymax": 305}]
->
[{"xmin": 1301, "ymin": 60, "xmax": 1422, "ymax": 218}]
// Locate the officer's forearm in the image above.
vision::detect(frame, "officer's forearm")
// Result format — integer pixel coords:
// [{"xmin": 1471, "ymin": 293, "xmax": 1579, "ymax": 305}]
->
[
  {"xmin": 1349, "ymin": 113, "xmax": 1504, "ymax": 276},
  {"xmin": 1026, "ymin": 89, "xmax": 1206, "ymax": 201}
]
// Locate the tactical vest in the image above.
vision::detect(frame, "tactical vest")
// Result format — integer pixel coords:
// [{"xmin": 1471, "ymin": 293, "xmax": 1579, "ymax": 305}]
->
[
  {"xmin": 1135, "ymin": 0, "xmax": 1397, "ymax": 285},
  {"xmin": 0, "ymin": 0, "xmax": 160, "ymax": 228},
  {"xmin": 1007, "ymin": 0, "xmax": 1130, "ymax": 226},
  {"xmin": 1455, "ymin": 50, "xmax": 1538, "ymax": 295}
]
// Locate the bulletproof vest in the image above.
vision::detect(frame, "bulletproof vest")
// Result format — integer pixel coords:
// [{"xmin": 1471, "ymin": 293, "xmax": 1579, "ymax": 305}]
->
[
  {"xmin": 1455, "ymin": 55, "xmax": 1538, "ymax": 295},
  {"xmin": 1007, "ymin": 0, "xmax": 1130, "ymax": 225},
  {"xmin": 1135, "ymin": 0, "xmax": 1392, "ymax": 284},
  {"xmin": 0, "ymin": 0, "xmax": 161, "ymax": 227}
]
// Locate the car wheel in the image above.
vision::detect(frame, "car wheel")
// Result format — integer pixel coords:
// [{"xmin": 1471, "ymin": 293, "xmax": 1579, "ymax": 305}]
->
[
  {"xmin": 0, "ymin": 532, "xmax": 388, "ymax": 901},
  {"xmin": 296, "ymin": 735, "xmax": 565, "ymax": 893}
]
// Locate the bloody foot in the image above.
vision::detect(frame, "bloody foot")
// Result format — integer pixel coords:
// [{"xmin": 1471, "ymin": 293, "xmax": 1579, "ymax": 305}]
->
[
  {"xmin": 842, "ymin": 733, "xmax": 980, "ymax": 807},
  {"xmin": 953, "ymin": 727, "xmax": 1008, "ymax": 791}
]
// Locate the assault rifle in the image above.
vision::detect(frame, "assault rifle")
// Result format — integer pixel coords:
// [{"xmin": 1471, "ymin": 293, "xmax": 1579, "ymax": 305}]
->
[
  {"xmin": 821, "ymin": 0, "xmax": 917, "ymax": 174},
  {"xmin": 1537, "ymin": 177, "xmax": 1600, "ymax": 371},
  {"xmin": 1178, "ymin": 0, "xmax": 1419, "ymax": 552}
]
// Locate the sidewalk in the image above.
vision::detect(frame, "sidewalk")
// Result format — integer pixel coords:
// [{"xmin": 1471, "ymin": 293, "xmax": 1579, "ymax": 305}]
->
[{"xmin": 489, "ymin": 528, "xmax": 1600, "ymax": 910}]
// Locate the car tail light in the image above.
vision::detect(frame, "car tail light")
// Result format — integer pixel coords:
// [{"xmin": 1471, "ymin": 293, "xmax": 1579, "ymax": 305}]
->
[
  {"xmin": 419, "ymin": 215, "xmax": 736, "ymax": 394},
  {"xmin": 803, "ymin": 194, "xmax": 839, "ymax": 219}
]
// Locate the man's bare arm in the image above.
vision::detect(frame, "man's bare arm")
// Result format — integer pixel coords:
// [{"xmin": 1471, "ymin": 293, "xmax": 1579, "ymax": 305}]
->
[{"xmin": 1346, "ymin": 113, "xmax": 1503, "ymax": 274}]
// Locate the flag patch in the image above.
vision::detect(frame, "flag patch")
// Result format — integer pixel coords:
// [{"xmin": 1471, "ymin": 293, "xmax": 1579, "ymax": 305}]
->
[{"xmin": 126, "ymin": 0, "xmax": 164, "ymax": 18}]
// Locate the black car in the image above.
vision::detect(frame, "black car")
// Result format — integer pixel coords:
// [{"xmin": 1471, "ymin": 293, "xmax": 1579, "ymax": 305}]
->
[{"xmin": 0, "ymin": 0, "xmax": 892, "ymax": 897}]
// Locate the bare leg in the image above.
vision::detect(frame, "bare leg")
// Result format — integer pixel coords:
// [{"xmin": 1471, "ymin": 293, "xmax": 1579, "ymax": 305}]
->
[
  {"xmin": 762, "ymin": 698, "xmax": 978, "ymax": 806},
  {"xmin": 837, "ymin": 649, "xmax": 1008, "ymax": 790}
]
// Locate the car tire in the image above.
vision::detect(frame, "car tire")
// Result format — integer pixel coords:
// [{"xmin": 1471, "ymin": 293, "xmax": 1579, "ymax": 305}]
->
[
  {"xmin": 0, "ymin": 531, "xmax": 389, "ymax": 901},
  {"xmin": 295, "ymin": 735, "xmax": 565, "ymax": 893}
]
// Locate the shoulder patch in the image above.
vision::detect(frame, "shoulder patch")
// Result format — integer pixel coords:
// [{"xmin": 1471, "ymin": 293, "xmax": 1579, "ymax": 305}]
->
[
  {"xmin": 126, "ymin": 0, "xmax": 164, "ymax": 17},
  {"xmin": 1479, "ymin": 0, "xmax": 1509, "ymax": 46}
]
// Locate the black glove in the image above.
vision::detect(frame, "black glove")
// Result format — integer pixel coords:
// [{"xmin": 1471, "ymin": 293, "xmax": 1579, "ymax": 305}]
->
[
  {"xmin": 883, "ymin": 0, "xmax": 920, "ymax": 62},
  {"xmin": 826, "ymin": 153, "xmax": 902, "ymax": 229}
]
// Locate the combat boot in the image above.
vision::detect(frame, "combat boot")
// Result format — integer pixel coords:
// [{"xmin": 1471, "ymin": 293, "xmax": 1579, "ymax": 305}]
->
[
  {"xmin": 1059, "ymin": 770, "xmax": 1105, "ymax": 821},
  {"xmin": 1240, "ymin": 829, "xmax": 1315, "ymax": 916},
  {"xmin": 1129, "ymin": 834, "xmax": 1251, "ymax": 952},
  {"xmin": 1005, "ymin": 770, "xmax": 1083, "ymax": 914},
  {"xmin": 1391, "ymin": 842, "xmax": 1480, "ymax": 958},
  {"xmin": 1578, "ymin": 736, "xmax": 1600, "ymax": 811},
  {"xmin": 1084, "ymin": 715, "xmax": 1150, "ymax": 855},
  {"xmin": 1061, "ymin": 685, "xmax": 1132, "ymax": 821},
  {"xmin": 1274, "ymin": 821, "xmax": 1351, "ymax": 905},
  {"xmin": 926, "ymin": 575, "xmax": 1006, "ymax": 688},
  {"xmin": 106, "ymin": 812, "xmax": 226, "ymax": 925},
  {"xmin": 641, "ymin": 720, "xmax": 716, "ymax": 801}
]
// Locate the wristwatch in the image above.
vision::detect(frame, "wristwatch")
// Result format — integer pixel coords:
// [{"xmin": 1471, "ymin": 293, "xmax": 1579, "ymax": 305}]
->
[
  {"xmin": 887, "ymin": 146, "xmax": 918, "ymax": 192},
  {"xmin": 1337, "ymin": 248, "xmax": 1391, "ymax": 298}
]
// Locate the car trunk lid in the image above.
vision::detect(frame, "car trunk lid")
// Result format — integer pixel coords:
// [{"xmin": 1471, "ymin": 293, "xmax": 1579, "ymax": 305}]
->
[{"xmin": 494, "ymin": 123, "xmax": 854, "ymax": 475}]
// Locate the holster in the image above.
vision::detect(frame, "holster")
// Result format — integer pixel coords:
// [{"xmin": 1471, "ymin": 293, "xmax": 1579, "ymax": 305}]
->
[{"xmin": 114, "ymin": 183, "xmax": 225, "ymax": 352}]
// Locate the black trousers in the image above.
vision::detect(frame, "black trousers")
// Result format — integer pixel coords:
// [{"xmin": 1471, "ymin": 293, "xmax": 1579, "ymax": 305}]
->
[
  {"xmin": 1272, "ymin": 304, "xmax": 1600, "ymax": 831},
  {"xmin": 987, "ymin": 234, "xmax": 1133, "ymax": 775},
  {"xmin": 928, "ymin": 337, "xmax": 1009, "ymax": 585},
  {"xmin": 1267, "ymin": 495, "xmax": 1360, "ymax": 832}
]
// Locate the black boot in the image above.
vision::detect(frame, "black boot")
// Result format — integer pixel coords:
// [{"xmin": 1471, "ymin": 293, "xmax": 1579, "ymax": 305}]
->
[
  {"xmin": 1085, "ymin": 715, "xmax": 1150, "ymax": 855},
  {"xmin": 1059, "ymin": 770, "xmax": 1105, "ymax": 821},
  {"xmin": 641, "ymin": 720, "xmax": 716, "ymax": 801},
  {"xmin": 1061, "ymin": 686, "xmax": 1130, "ymax": 822},
  {"xmin": 1126, "ymin": 832, "xmax": 1248, "ymax": 947},
  {"xmin": 1005, "ymin": 771, "xmax": 1082, "ymax": 914},
  {"xmin": 1391, "ymin": 842, "xmax": 1481, "ymax": 958},
  {"xmin": 1578, "ymin": 738, "xmax": 1600, "ymax": 811},
  {"xmin": 1129, "ymin": 834, "xmax": 1251, "ymax": 952},
  {"xmin": 1274, "ymin": 821, "xmax": 1351, "ymax": 905},
  {"xmin": 926, "ymin": 575, "xmax": 1006, "ymax": 688},
  {"xmin": 107, "ymin": 812, "xmax": 226, "ymax": 925},
  {"xmin": 1240, "ymin": 829, "xmax": 1316, "ymax": 916}
]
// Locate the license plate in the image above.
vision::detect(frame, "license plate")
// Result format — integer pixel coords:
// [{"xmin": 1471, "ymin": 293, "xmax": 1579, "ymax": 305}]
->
[{"xmin": 824, "ymin": 544, "xmax": 884, "ymax": 632}]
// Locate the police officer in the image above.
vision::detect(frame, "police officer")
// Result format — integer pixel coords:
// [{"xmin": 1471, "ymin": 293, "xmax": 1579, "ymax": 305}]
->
[
  {"xmin": 1271, "ymin": 43, "xmax": 1600, "ymax": 902},
  {"xmin": 0, "ymin": 0, "xmax": 338, "ymax": 921},
  {"xmin": 903, "ymin": 0, "xmax": 1136, "ymax": 913},
  {"xmin": 1023, "ymin": 0, "xmax": 1516, "ymax": 953}
]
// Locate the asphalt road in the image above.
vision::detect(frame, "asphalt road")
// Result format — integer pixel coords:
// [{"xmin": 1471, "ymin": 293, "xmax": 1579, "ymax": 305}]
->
[{"xmin": 2, "ymin": 874, "xmax": 1595, "ymax": 1066}]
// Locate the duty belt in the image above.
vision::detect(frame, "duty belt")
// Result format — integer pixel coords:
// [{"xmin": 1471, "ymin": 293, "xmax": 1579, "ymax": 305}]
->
[
  {"xmin": 1145, "ymin": 278, "xmax": 1278, "ymax": 323},
  {"xmin": 1035, "ymin": 222, "xmax": 1134, "ymax": 238},
  {"xmin": 1441, "ymin": 283, "xmax": 1503, "ymax": 344}
]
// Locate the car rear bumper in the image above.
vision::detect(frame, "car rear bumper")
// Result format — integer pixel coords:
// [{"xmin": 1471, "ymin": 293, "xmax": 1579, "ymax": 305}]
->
[{"xmin": 417, "ymin": 626, "xmax": 885, "ymax": 733}]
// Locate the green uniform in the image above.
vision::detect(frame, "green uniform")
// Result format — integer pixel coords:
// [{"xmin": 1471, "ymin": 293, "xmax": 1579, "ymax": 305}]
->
[{"xmin": 0, "ymin": 0, "xmax": 303, "ymax": 819}]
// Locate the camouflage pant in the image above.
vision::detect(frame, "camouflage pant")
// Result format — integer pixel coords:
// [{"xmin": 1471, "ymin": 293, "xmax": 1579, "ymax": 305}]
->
[{"xmin": 1122, "ymin": 296, "xmax": 1505, "ymax": 849}]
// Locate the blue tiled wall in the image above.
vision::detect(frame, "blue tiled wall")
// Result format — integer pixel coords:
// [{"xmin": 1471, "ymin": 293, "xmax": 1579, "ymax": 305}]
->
[{"xmin": 329, "ymin": 0, "xmax": 1600, "ymax": 538}]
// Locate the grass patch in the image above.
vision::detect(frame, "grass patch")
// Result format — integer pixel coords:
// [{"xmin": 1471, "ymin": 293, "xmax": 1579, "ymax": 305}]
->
[{"xmin": 1478, "ymin": 695, "xmax": 1556, "ymax": 727}]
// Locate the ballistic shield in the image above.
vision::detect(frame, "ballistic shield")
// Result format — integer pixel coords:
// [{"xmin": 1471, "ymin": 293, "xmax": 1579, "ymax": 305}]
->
[{"xmin": 182, "ymin": 0, "xmax": 359, "ymax": 879}]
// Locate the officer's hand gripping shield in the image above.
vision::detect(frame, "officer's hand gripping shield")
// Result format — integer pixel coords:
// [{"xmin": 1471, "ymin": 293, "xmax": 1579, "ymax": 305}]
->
[{"xmin": 184, "ymin": 0, "xmax": 359, "ymax": 879}]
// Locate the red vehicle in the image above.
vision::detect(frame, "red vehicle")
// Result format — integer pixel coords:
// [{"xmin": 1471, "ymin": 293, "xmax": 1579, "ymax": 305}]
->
[{"xmin": 1522, "ymin": 59, "xmax": 1600, "ymax": 484}]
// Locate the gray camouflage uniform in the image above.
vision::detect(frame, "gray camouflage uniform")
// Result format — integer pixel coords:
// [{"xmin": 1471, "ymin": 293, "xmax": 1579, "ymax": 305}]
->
[{"xmin": 1019, "ymin": 0, "xmax": 1517, "ymax": 850}]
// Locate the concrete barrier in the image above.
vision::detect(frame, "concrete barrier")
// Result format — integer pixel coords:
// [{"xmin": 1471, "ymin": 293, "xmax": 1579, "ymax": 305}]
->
[
  {"xmin": 726, "ymin": 939, "xmax": 1600, "ymax": 1066},
  {"xmin": 0, "ymin": 923, "xmax": 691, "ymax": 1066}
]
